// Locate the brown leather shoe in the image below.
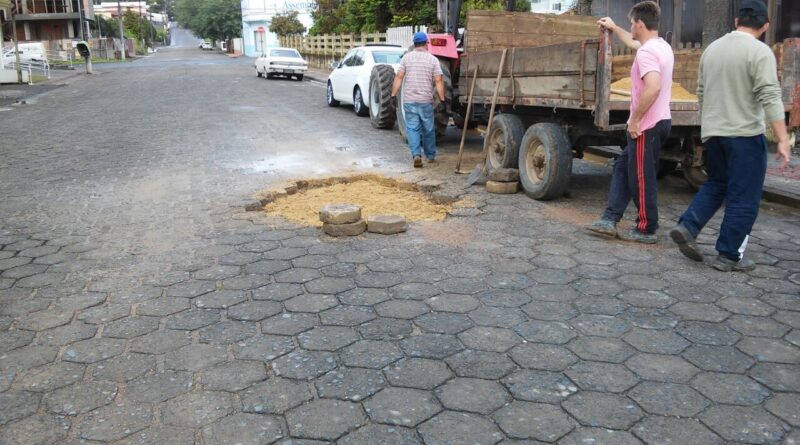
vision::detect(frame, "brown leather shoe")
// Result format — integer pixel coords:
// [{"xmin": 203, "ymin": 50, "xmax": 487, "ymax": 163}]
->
[{"xmin": 413, "ymin": 157, "xmax": 423, "ymax": 168}]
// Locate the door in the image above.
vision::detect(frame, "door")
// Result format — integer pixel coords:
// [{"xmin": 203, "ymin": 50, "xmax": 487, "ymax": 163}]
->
[
  {"xmin": 340, "ymin": 49, "xmax": 366, "ymax": 102},
  {"xmin": 332, "ymin": 49, "xmax": 357, "ymax": 101}
]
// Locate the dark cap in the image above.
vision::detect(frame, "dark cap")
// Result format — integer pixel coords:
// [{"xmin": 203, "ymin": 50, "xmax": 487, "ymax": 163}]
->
[{"xmin": 739, "ymin": 0, "xmax": 768, "ymax": 17}]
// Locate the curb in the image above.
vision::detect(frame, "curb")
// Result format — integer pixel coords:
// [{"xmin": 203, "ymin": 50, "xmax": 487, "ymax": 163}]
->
[
  {"xmin": 763, "ymin": 186, "xmax": 800, "ymax": 209},
  {"xmin": 304, "ymin": 70, "xmax": 330, "ymax": 83}
]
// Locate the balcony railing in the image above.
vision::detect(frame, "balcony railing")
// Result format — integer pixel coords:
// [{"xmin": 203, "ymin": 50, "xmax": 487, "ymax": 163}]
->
[{"xmin": 21, "ymin": 0, "xmax": 83, "ymax": 15}]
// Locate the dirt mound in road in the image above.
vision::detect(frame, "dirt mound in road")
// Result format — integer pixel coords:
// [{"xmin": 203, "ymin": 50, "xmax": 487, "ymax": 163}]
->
[{"xmin": 264, "ymin": 178, "xmax": 454, "ymax": 227}]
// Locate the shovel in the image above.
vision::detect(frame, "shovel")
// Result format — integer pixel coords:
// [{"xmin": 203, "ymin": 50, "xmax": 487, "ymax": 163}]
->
[{"xmin": 466, "ymin": 48, "xmax": 507, "ymax": 186}]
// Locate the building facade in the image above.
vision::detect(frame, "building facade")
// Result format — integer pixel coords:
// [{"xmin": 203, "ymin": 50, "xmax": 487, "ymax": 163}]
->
[
  {"xmin": 530, "ymin": 0, "xmax": 569, "ymax": 14},
  {"xmin": 3, "ymin": 0, "xmax": 94, "ymax": 42},
  {"xmin": 241, "ymin": 0, "xmax": 313, "ymax": 57}
]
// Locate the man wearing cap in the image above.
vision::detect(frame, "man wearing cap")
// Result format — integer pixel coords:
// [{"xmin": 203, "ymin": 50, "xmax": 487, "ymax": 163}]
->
[
  {"xmin": 391, "ymin": 31, "xmax": 446, "ymax": 168},
  {"xmin": 669, "ymin": 0, "xmax": 791, "ymax": 272}
]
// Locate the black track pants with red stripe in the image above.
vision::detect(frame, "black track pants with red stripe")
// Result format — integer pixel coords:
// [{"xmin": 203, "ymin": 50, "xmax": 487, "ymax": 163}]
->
[{"xmin": 601, "ymin": 119, "xmax": 671, "ymax": 234}]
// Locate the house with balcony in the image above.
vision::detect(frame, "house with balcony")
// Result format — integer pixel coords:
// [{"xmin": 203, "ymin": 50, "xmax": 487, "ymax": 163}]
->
[{"xmin": 2, "ymin": 0, "xmax": 94, "ymax": 45}]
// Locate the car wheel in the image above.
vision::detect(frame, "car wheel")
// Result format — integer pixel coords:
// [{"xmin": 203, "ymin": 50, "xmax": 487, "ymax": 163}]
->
[
  {"xmin": 353, "ymin": 87, "xmax": 368, "ymax": 117},
  {"xmin": 327, "ymin": 81, "xmax": 340, "ymax": 107},
  {"xmin": 296, "ymin": 75, "xmax": 304, "ymax": 81},
  {"xmin": 257, "ymin": 68, "xmax": 263, "ymax": 78},
  {"xmin": 266, "ymin": 72, "xmax": 273, "ymax": 79}
]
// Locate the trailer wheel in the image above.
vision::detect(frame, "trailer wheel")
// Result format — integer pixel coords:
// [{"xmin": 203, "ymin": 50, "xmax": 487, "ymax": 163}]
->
[
  {"xmin": 683, "ymin": 166, "xmax": 707, "ymax": 191},
  {"xmin": 369, "ymin": 64, "xmax": 396, "ymax": 129},
  {"xmin": 681, "ymin": 137, "xmax": 707, "ymax": 191},
  {"xmin": 518, "ymin": 123, "xmax": 573, "ymax": 200},
  {"xmin": 486, "ymin": 114, "xmax": 525, "ymax": 170}
]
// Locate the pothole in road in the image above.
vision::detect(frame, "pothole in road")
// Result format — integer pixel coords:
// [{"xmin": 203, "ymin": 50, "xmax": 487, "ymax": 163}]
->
[{"xmin": 257, "ymin": 174, "xmax": 468, "ymax": 227}]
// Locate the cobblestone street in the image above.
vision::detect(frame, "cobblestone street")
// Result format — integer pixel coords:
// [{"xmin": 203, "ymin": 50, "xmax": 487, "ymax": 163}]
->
[{"xmin": 1, "ymin": 43, "xmax": 799, "ymax": 445}]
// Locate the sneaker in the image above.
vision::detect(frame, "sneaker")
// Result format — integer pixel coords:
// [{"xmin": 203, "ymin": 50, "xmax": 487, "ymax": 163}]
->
[
  {"xmin": 669, "ymin": 224, "xmax": 703, "ymax": 262},
  {"xmin": 617, "ymin": 227, "xmax": 658, "ymax": 244},
  {"xmin": 712, "ymin": 255, "xmax": 756, "ymax": 272},
  {"xmin": 585, "ymin": 219, "xmax": 617, "ymax": 237},
  {"xmin": 413, "ymin": 157, "xmax": 423, "ymax": 168}
]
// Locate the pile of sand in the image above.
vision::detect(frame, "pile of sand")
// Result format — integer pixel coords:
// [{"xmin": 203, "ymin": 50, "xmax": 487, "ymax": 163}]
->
[
  {"xmin": 610, "ymin": 77, "xmax": 698, "ymax": 102},
  {"xmin": 265, "ymin": 180, "xmax": 454, "ymax": 227}
]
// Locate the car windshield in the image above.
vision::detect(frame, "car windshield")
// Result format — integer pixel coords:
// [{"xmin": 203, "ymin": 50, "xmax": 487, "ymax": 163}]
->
[
  {"xmin": 371, "ymin": 51, "xmax": 404, "ymax": 64},
  {"xmin": 270, "ymin": 49, "xmax": 301, "ymax": 58}
]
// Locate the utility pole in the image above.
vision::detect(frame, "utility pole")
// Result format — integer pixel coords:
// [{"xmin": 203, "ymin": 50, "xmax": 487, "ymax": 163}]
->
[
  {"xmin": 76, "ymin": 0, "xmax": 85, "ymax": 40},
  {"xmin": 138, "ymin": 0, "xmax": 143, "ymax": 52},
  {"xmin": 12, "ymin": 0, "xmax": 22, "ymax": 83},
  {"xmin": 117, "ymin": 0, "xmax": 125, "ymax": 60}
]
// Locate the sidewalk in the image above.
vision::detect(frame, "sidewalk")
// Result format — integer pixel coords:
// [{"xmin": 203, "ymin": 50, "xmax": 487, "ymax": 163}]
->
[
  {"xmin": 304, "ymin": 67, "xmax": 331, "ymax": 83},
  {"xmin": 764, "ymin": 150, "xmax": 800, "ymax": 207}
]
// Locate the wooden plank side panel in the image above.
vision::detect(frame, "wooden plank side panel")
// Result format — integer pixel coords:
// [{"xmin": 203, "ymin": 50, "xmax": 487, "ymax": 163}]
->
[
  {"xmin": 466, "ymin": 10, "xmax": 598, "ymax": 52},
  {"xmin": 463, "ymin": 41, "xmax": 598, "ymax": 79}
]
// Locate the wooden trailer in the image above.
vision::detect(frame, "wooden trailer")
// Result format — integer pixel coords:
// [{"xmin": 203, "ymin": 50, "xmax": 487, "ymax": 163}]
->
[{"xmin": 459, "ymin": 11, "xmax": 799, "ymax": 200}]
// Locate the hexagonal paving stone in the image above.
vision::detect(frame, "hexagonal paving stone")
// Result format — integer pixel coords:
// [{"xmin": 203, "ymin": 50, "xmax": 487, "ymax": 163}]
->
[
  {"xmin": 502, "ymin": 369, "xmax": 577, "ymax": 403},
  {"xmin": 565, "ymin": 361, "xmax": 639, "ymax": 393},
  {"xmin": 669, "ymin": 302, "xmax": 731, "ymax": 322},
  {"xmin": 0, "ymin": 414, "xmax": 71, "ymax": 445},
  {"xmin": 571, "ymin": 314, "xmax": 631, "ymax": 337},
  {"xmin": 165, "ymin": 344, "xmax": 228, "ymax": 371},
  {"xmin": 227, "ymin": 300, "xmax": 282, "ymax": 321},
  {"xmin": 194, "ymin": 265, "xmax": 241, "ymax": 281},
  {"xmin": 435, "ymin": 378, "xmax": 510, "ymax": 414},
  {"xmin": 727, "ymin": 315, "xmax": 791, "ymax": 338},
  {"xmin": 0, "ymin": 391, "xmax": 41, "ymax": 425},
  {"xmin": 44, "ymin": 381, "xmax": 117, "ymax": 415},
  {"xmin": 738, "ymin": 337, "xmax": 800, "ymax": 363},
  {"xmin": 573, "ymin": 296, "xmax": 627, "ymax": 316},
  {"xmin": 18, "ymin": 361, "xmax": 85, "ymax": 392},
  {"xmin": 137, "ymin": 297, "xmax": 190, "ymax": 316},
  {"xmin": 562, "ymin": 392, "xmax": 643, "ymax": 430},
  {"xmin": 700, "ymin": 405, "xmax": 789, "ymax": 444},
  {"xmin": 315, "ymin": 367, "xmax": 386, "ymax": 402},
  {"xmin": 261, "ymin": 313, "xmax": 319, "ymax": 335},
  {"xmin": 560, "ymin": 427, "xmax": 642, "ymax": 445},
  {"xmin": 126, "ymin": 370, "xmax": 193, "ymax": 403},
  {"xmin": 201, "ymin": 413, "xmax": 285, "ymax": 445},
  {"xmin": 632, "ymin": 416, "xmax": 723, "ymax": 445},
  {"xmin": 384, "ymin": 358, "xmax": 454, "ymax": 389},
  {"xmin": 222, "ymin": 274, "xmax": 273, "ymax": 291},
  {"xmin": 356, "ymin": 272, "xmax": 403, "ymax": 289},
  {"xmin": 252, "ymin": 282, "xmax": 303, "ymax": 301},
  {"xmin": 339, "ymin": 423, "xmax": 421, "ymax": 445},
  {"xmin": 508, "ymin": 343, "xmax": 578, "ymax": 371},
  {"xmin": 161, "ymin": 391, "xmax": 234, "ymax": 428},
  {"xmin": 691, "ymin": 372, "xmax": 770, "ymax": 405},
  {"xmin": 514, "ymin": 321, "xmax": 577, "ymax": 344},
  {"xmin": 457, "ymin": 326, "xmax": 522, "ymax": 352},
  {"xmin": 426, "ymin": 294, "xmax": 480, "ymax": 313},
  {"xmin": 272, "ymin": 350, "xmax": 338, "ymax": 380},
  {"xmin": 15, "ymin": 310, "xmax": 73, "ymax": 331},
  {"xmin": 419, "ymin": 411, "xmax": 504, "ymax": 445},
  {"xmin": 63, "ymin": 338, "xmax": 126, "ymax": 363},
  {"xmin": 234, "ymin": 334, "xmax": 296, "ymax": 362},
  {"xmin": 412, "ymin": 313, "xmax": 471, "ymax": 335},
  {"xmin": 195, "ymin": 290, "xmax": 247, "ymax": 309},
  {"xmin": 298, "ymin": 326, "xmax": 359, "ymax": 351},
  {"xmin": 676, "ymin": 321, "xmax": 740, "ymax": 346},
  {"xmin": 319, "ymin": 305, "xmax": 376, "ymax": 326},
  {"xmin": 620, "ymin": 308, "xmax": 680, "ymax": 330},
  {"xmin": 103, "ymin": 316, "xmax": 160, "ymax": 339},
  {"xmin": 468, "ymin": 306, "xmax": 526, "ymax": 327},
  {"xmin": 201, "ymin": 360, "xmax": 266, "ymax": 391},
  {"xmin": 165, "ymin": 308, "xmax": 221, "ymax": 330},
  {"xmin": 339, "ymin": 288, "xmax": 391, "ymax": 306},
  {"xmin": 625, "ymin": 353, "xmax": 700, "ymax": 383},
  {"xmin": 521, "ymin": 301, "xmax": 578, "ymax": 321},
  {"xmin": 399, "ymin": 333, "xmax": 464, "ymax": 359},
  {"xmin": 305, "ymin": 277, "xmax": 355, "ymax": 294},
  {"xmin": 717, "ymin": 296, "xmax": 776, "ymax": 316},
  {"xmin": 240, "ymin": 377, "xmax": 314, "ymax": 414},
  {"xmin": 765, "ymin": 393, "xmax": 800, "ymax": 427},
  {"xmin": 285, "ymin": 294, "xmax": 339, "ymax": 313},
  {"xmin": 567, "ymin": 336, "xmax": 635, "ymax": 363},
  {"xmin": 339, "ymin": 340, "xmax": 403, "ymax": 369},
  {"xmin": 77, "ymin": 402, "xmax": 152, "ymax": 441},
  {"xmin": 0, "ymin": 345, "xmax": 58, "ymax": 372},
  {"xmin": 77, "ymin": 303, "xmax": 130, "ymax": 324},
  {"xmin": 628, "ymin": 382, "xmax": 709, "ymax": 416},
  {"xmin": 287, "ymin": 399, "xmax": 365, "ymax": 440},
  {"xmin": 375, "ymin": 300, "xmax": 429, "ymax": 319},
  {"xmin": 364, "ymin": 387, "xmax": 442, "ymax": 427},
  {"xmin": 622, "ymin": 327, "xmax": 690, "ymax": 354},
  {"xmin": 358, "ymin": 318, "xmax": 413, "ymax": 340},
  {"xmin": 129, "ymin": 330, "xmax": 192, "ymax": 354},
  {"xmin": 682, "ymin": 345, "xmax": 755, "ymax": 373},
  {"xmin": 492, "ymin": 401, "xmax": 575, "ymax": 442},
  {"xmin": 92, "ymin": 353, "xmax": 156, "ymax": 382}
]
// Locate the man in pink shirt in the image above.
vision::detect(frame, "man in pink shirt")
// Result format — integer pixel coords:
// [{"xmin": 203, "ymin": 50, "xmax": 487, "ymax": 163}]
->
[{"xmin": 587, "ymin": 1, "xmax": 674, "ymax": 244}]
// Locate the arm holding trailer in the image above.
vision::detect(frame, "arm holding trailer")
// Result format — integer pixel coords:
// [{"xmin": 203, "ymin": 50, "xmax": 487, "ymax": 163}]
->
[{"xmin": 597, "ymin": 17, "xmax": 641, "ymax": 51}]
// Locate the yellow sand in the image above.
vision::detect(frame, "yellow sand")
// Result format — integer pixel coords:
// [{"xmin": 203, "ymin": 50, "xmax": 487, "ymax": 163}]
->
[
  {"xmin": 610, "ymin": 77, "xmax": 698, "ymax": 101},
  {"xmin": 265, "ymin": 180, "xmax": 454, "ymax": 227}
]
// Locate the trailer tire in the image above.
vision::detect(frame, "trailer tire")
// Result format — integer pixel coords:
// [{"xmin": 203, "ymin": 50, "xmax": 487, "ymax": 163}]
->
[
  {"xmin": 487, "ymin": 114, "xmax": 525, "ymax": 170},
  {"xmin": 683, "ymin": 166, "xmax": 707, "ymax": 191},
  {"xmin": 369, "ymin": 64, "xmax": 396, "ymax": 129},
  {"xmin": 518, "ymin": 123, "xmax": 573, "ymax": 201}
]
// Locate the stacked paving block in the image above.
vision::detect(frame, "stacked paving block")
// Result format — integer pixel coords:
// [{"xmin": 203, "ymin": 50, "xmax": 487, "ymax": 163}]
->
[
  {"xmin": 486, "ymin": 168, "xmax": 520, "ymax": 194},
  {"xmin": 367, "ymin": 215, "xmax": 407, "ymax": 235},
  {"xmin": 319, "ymin": 204, "xmax": 367, "ymax": 236}
]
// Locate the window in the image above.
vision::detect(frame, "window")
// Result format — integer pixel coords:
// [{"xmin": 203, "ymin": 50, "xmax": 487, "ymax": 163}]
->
[
  {"xmin": 371, "ymin": 51, "xmax": 404, "ymax": 64},
  {"xmin": 270, "ymin": 49, "xmax": 301, "ymax": 58},
  {"xmin": 553, "ymin": 2, "xmax": 561, "ymax": 11}
]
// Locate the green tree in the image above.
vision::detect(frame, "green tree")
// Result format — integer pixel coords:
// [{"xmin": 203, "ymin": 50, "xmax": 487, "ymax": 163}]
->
[
  {"xmin": 174, "ymin": 0, "xmax": 242, "ymax": 40},
  {"xmin": 309, "ymin": 0, "xmax": 346, "ymax": 35},
  {"xmin": 269, "ymin": 11, "xmax": 306, "ymax": 36}
]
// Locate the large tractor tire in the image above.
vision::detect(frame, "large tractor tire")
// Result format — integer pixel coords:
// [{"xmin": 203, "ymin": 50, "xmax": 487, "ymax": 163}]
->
[
  {"xmin": 369, "ymin": 64, "xmax": 396, "ymax": 129},
  {"xmin": 486, "ymin": 114, "xmax": 525, "ymax": 170},
  {"xmin": 433, "ymin": 60, "xmax": 453, "ymax": 138},
  {"xmin": 518, "ymin": 123, "xmax": 573, "ymax": 200}
]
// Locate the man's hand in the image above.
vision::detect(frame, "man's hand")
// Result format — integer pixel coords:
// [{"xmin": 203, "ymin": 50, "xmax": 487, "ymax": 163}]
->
[
  {"xmin": 628, "ymin": 119, "xmax": 641, "ymax": 140},
  {"xmin": 435, "ymin": 101, "xmax": 447, "ymax": 115},
  {"xmin": 776, "ymin": 139, "xmax": 791, "ymax": 169},
  {"xmin": 597, "ymin": 17, "xmax": 617, "ymax": 31}
]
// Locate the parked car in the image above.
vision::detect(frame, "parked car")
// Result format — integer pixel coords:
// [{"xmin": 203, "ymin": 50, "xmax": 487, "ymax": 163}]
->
[
  {"xmin": 326, "ymin": 45, "xmax": 404, "ymax": 118},
  {"xmin": 255, "ymin": 48, "xmax": 308, "ymax": 81},
  {"xmin": 200, "ymin": 42, "xmax": 213, "ymax": 50}
]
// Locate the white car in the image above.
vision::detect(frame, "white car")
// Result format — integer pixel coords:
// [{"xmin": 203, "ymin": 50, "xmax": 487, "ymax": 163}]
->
[
  {"xmin": 255, "ymin": 48, "xmax": 308, "ymax": 81},
  {"xmin": 326, "ymin": 45, "xmax": 405, "ymax": 116},
  {"xmin": 200, "ymin": 42, "xmax": 213, "ymax": 50}
]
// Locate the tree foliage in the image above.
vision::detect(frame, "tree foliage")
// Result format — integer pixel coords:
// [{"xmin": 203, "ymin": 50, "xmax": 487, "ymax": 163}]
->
[
  {"xmin": 270, "ymin": 11, "xmax": 306, "ymax": 36},
  {"xmin": 173, "ymin": 0, "xmax": 242, "ymax": 40}
]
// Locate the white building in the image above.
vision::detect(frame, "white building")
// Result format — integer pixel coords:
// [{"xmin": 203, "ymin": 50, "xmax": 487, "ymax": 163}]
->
[
  {"xmin": 241, "ymin": 0, "xmax": 313, "ymax": 57},
  {"xmin": 530, "ymin": 0, "xmax": 571, "ymax": 14}
]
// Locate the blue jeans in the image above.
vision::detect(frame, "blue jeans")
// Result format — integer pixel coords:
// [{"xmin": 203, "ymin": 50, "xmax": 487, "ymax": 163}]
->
[
  {"xmin": 678, "ymin": 135, "xmax": 767, "ymax": 261},
  {"xmin": 403, "ymin": 102, "xmax": 436, "ymax": 159}
]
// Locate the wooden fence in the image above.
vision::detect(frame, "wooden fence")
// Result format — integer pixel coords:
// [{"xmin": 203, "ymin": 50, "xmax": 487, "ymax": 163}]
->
[{"xmin": 280, "ymin": 33, "xmax": 388, "ymax": 58}]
